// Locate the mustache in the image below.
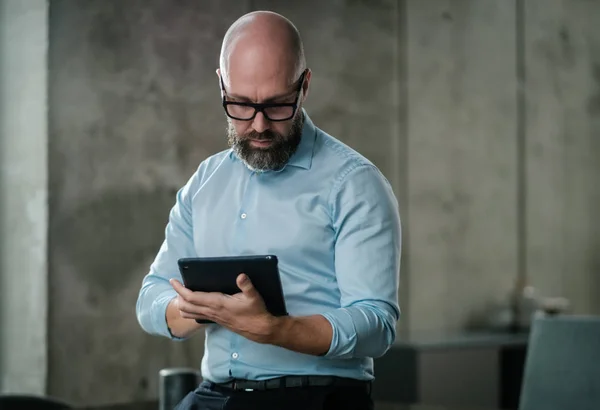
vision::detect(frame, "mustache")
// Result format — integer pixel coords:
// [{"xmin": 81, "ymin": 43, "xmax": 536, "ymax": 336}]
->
[{"xmin": 242, "ymin": 130, "xmax": 282, "ymax": 141}]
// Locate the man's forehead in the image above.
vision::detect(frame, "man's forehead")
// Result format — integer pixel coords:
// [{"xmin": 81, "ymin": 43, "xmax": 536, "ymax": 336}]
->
[
  {"xmin": 227, "ymin": 41, "xmax": 296, "ymax": 81},
  {"xmin": 224, "ymin": 70, "xmax": 297, "ymax": 99},
  {"xmin": 227, "ymin": 70, "xmax": 293, "ymax": 86}
]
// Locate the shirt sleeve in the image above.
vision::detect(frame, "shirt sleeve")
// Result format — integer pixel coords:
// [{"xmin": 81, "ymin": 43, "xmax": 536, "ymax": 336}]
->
[
  {"xmin": 321, "ymin": 163, "xmax": 402, "ymax": 359},
  {"xmin": 135, "ymin": 168, "xmax": 201, "ymax": 340}
]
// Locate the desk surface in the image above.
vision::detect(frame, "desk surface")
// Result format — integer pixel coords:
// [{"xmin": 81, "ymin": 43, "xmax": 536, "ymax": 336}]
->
[{"xmin": 391, "ymin": 330, "xmax": 529, "ymax": 350}]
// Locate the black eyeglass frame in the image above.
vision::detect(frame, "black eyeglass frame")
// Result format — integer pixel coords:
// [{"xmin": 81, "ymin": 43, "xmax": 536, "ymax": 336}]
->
[{"xmin": 220, "ymin": 69, "xmax": 307, "ymax": 122}]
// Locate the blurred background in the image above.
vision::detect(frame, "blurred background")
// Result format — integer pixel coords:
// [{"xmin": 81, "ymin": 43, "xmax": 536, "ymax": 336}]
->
[{"xmin": 0, "ymin": 0, "xmax": 598, "ymax": 409}]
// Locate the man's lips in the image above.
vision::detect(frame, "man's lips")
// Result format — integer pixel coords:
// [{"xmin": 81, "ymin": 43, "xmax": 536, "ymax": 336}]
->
[{"xmin": 248, "ymin": 139, "xmax": 274, "ymax": 148}]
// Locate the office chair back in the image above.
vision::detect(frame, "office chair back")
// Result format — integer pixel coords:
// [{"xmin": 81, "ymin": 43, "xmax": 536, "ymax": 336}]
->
[{"xmin": 519, "ymin": 315, "xmax": 600, "ymax": 410}]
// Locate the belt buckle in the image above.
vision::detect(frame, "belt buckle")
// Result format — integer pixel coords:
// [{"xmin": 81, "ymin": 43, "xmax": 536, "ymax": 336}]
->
[{"xmin": 233, "ymin": 380, "xmax": 254, "ymax": 392}]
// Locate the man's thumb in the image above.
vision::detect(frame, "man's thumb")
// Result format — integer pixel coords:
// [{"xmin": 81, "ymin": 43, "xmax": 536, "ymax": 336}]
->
[{"xmin": 237, "ymin": 273, "xmax": 256, "ymax": 295}]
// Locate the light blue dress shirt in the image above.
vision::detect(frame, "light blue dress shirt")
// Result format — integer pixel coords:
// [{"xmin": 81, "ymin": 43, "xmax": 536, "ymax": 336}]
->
[{"xmin": 136, "ymin": 110, "xmax": 402, "ymax": 383}]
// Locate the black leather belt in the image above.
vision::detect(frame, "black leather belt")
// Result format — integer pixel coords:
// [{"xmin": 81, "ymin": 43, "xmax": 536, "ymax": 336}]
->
[{"xmin": 214, "ymin": 376, "xmax": 371, "ymax": 392}]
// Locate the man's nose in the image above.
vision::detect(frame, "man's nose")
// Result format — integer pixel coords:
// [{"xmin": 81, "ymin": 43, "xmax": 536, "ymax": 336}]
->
[{"xmin": 251, "ymin": 111, "xmax": 270, "ymax": 133}]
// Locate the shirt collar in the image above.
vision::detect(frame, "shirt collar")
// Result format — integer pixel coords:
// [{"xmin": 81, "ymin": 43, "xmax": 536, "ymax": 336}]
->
[
  {"xmin": 228, "ymin": 108, "xmax": 316, "ymax": 171},
  {"xmin": 285, "ymin": 109, "xmax": 315, "ymax": 170}
]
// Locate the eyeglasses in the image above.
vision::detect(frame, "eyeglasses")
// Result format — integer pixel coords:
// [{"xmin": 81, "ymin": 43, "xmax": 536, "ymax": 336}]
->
[{"xmin": 221, "ymin": 70, "xmax": 307, "ymax": 122}]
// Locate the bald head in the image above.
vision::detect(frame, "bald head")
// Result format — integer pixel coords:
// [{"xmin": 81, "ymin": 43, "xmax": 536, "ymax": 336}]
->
[{"xmin": 219, "ymin": 11, "xmax": 306, "ymax": 88}]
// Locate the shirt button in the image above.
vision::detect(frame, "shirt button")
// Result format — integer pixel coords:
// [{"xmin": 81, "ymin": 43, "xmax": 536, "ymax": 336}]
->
[
  {"xmin": 240, "ymin": 213, "xmax": 247, "ymax": 219},
  {"xmin": 232, "ymin": 352, "xmax": 239, "ymax": 359}
]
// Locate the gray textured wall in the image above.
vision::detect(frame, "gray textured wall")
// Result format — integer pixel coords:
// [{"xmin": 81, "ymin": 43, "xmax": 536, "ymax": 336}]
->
[
  {"xmin": 0, "ymin": 0, "xmax": 48, "ymax": 395},
  {"xmin": 405, "ymin": 0, "xmax": 600, "ymax": 333},
  {"xmin": 41, "ymin": 0, "xmax": 600, "ymax": 406},
  {"xmin": 405, "ymin": 0, "xmax": 519, "ymax": 333},
  {"xmin": 524, "ymin": 0, "xmax": 600, "ymax": 316}
]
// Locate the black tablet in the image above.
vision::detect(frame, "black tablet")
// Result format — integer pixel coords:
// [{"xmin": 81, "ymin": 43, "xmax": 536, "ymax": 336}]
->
[{"xmin": 177, "ymin": 255, "xmax": 288, "ymax": 324}]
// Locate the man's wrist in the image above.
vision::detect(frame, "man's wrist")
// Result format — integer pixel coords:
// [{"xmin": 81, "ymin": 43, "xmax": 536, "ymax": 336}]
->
[
  {"xmin": 165, "ymin": 298, "xmax": 182, "ymax": 338},
  {"xmin": 263, "ymin": 314, "xmax": 332, "ymax": 356},
  {"xmin": 165, "ymin": 297, "xmax": 203, "ymax": 339},
  {"xmin": 264, "ymin": 314, "xmax": 292, "ymax": 346}
]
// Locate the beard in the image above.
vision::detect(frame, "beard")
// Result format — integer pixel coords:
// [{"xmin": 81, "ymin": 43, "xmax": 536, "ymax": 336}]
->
[{"xmin": 227, "ymin": 110, "xmax": 304, "ymax": 172}]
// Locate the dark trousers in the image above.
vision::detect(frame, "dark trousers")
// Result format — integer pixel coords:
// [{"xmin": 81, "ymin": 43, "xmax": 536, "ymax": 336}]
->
[{"xmin": 175, "ymin": 380, "xmax": 374, "ymax": 410}]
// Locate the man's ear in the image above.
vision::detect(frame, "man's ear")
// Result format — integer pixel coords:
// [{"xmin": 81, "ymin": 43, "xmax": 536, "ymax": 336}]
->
[
  {"xmin": 301, "ymin": 69, "xmax": 312, "ymax": 102},
  {"xmin": 216, "ymin": 68, "xmax": 225, "ymax": 93}
]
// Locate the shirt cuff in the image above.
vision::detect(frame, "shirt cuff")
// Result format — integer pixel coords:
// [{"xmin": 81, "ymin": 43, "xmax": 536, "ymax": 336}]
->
[
  {"xmin": 320, "ymin": 308, "xmax": 358, "ymax": 359},
  {"xmin": 152, "ymin": 290, "xmax": 186, "ymax": 341},
  {"xmin": 321, "ymin": 302, "xmax": 399, "ymax": 359}
]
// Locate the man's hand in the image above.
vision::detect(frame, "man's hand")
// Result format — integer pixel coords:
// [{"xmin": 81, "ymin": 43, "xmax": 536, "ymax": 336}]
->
[
  {"xmin": 170, "ymin": 274, "xmax": 333, "ymax": 356},
  {"xmin": 170, "ymin": 274, "xmax": 276, "ymax": 344}
]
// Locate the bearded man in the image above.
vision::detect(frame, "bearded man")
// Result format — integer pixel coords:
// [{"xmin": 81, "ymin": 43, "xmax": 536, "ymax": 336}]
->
[{"xmin": 136, "ymin": 10, "xmax": 402, "ymax": 410}]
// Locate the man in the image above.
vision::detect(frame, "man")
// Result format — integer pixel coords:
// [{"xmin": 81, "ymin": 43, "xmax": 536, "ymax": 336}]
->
[{"xmin": 136, "ymin": 10, "xmax": 401, "ymax": 410}]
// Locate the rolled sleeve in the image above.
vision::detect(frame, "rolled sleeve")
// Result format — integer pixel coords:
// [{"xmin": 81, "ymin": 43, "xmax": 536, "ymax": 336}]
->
[
  {"xmin": 135, "ymin": 169, "xmax": 200, "ymax": 340},
  {"xmin": 323, "ymin": 164, "xmax": 401, "ymax": 359}
]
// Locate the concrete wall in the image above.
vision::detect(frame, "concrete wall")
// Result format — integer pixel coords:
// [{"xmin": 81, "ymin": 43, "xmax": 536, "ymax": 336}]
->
[
  {"xmin": 405, "ymin": 0, "xmax": 600, "ymax": 333},
  {"xmin": 406, "ymin": 0, "xmax": 519, "ymax": 333},
  {"xmin": 524, "ymin": 0, "xmax": 600, "ymax": 316},
  {"xmin": 0, "ymin": 0, "xmax": 49, "ymax": 395},
  {"xmin": 0, "ymin": 0, "xmax": 597, "ymax": 406}
]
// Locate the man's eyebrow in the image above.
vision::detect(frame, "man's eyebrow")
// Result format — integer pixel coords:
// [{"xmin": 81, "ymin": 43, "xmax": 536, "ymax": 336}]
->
[{"xmin": 227, "ymin": 90, "xmax": 296, "ymax": 103}]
